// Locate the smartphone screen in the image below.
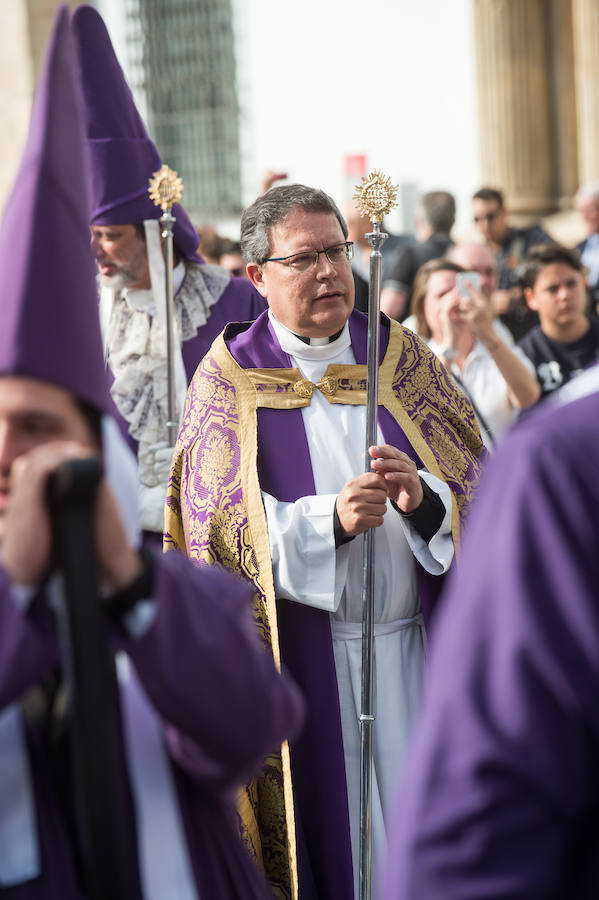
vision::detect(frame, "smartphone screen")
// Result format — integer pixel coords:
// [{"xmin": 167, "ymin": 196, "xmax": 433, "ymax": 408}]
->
[{"xmin": 456, "ymin": 271, "xmax": 481, "ymax": 297}]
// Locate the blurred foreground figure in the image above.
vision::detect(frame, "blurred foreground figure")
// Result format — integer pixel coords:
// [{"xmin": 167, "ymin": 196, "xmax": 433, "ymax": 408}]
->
[
  {"xmin": 0, "ymin": 9, "xmax": 301, "ymax": 898},
  {"xmin": 384, "ymin": 359, "xmax": 599, "ymax": 898}
]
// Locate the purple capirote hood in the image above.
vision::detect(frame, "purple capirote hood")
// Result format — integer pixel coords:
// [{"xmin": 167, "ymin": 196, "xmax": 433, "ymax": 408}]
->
[
  {"xmin": 0, "ymin": 4, "xmax": 112, "ymax": 414},
  {"xmin": 71, "ymin": 5, "xmax": 201, "ymax": 262}
]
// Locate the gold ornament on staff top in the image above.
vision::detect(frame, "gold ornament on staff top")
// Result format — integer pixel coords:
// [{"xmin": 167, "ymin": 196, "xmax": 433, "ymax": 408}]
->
[
  {"xmin": 352, "ymin": 168, "xmax": 398, "ymax": 223},
  {"xmin": 148, "ymin": 164, "xmax": 184, "ymax": 211}
]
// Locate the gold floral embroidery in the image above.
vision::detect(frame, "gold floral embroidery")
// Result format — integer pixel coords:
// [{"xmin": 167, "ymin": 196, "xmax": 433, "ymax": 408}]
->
[{"xmin": 197, "ymin": 431, "xmax": 235, "ymax": 494}]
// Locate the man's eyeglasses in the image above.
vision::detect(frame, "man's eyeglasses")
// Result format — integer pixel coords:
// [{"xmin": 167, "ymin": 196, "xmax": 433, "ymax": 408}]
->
[
  {"xmin": 264, "ymin": 241, "xmax": 354, "ymax": 272},
  {"xmin": 473, "ymin": 211, "xmax": 500, "ymax": 225}
]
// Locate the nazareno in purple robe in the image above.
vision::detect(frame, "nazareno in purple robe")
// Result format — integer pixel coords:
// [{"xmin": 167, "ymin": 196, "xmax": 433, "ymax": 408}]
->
[
  {"xmin": 384, "ymin": 370, "xmax": 599, "ymax": 899},
  {"xmin": 225, "ymin": 308, "xmax": 447, "ymax": 900},
  {"xmin": 0, "ymin": 549, "xmax": 303, "ymax": 899}
]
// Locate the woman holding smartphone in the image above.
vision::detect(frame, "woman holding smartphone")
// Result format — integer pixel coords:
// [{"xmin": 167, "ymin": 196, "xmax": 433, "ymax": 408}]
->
[{"xmin": 402, "ymin": 245, "xmax": 540, "ymax": 447}]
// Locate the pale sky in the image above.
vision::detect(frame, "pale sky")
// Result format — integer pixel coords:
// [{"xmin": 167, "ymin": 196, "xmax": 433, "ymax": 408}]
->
[
  {"xmin": 97, "ymin": 0, "xmax": 481, "ymax": 235},
  {"xmin": 233, "ymin": 0, "xmax": 481, "ymax": 234}
]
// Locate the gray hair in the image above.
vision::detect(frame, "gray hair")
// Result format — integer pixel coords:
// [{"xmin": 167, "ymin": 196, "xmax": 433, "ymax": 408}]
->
[
  {"xmin": 576, "ymin": 180, "xmax": 599, "ymax": 202},
  {"xmin": 240, "ymin": 184, "xmax": 348, "ymax": 264}
]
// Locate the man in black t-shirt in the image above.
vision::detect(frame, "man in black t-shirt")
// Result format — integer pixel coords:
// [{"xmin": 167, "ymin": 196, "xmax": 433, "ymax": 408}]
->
[
  {"xmin": 518, "ymin": 244, "xmax": 599, "ymax": 396},
  {"xmin": 380, "ymin": 190, "xmax": 455, "ymax": 321},
  {"xmin": 472, "ymin": 187, "xmax": 551, "ymax": 340}
]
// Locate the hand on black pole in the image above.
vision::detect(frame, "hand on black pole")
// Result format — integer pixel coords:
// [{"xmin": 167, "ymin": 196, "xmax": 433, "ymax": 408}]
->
[{"xmin": 0, "ymin": 442, "xmax": 143, "ymax": 900}]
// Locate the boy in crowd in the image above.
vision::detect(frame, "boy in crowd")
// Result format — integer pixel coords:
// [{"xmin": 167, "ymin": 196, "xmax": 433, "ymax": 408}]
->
[{"xmin": 518, "ymin": 244, "xmax": 599, "ymax": 396}]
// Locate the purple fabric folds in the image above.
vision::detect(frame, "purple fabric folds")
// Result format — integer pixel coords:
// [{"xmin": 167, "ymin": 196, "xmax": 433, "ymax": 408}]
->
[{"xmin": 384, "ymin": 376, "xmax": 599, "ymax": 899}]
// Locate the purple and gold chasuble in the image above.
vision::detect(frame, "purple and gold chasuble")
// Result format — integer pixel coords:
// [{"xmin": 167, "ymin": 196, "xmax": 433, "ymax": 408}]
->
[{"xmin": 165, "ymin": 309, "xmax": 484, "ymax": 899}]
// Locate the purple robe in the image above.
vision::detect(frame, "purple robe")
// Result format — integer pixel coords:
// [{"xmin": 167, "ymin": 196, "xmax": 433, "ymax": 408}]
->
[
  {"xmin": 222, "ymin": 309, "xmax": 478, "ymax": 899},
  {"xmin": 0, "ymin": 550, "xmax": 302, "ymax": 899},
  {"xmin": 384, "ymin": 374, "xmax": 599, "ymax": 898}
]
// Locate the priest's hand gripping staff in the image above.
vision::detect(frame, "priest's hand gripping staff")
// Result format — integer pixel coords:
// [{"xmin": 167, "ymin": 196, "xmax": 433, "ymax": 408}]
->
[
  {"xmin": 149, "ymin": 164, "xmax": 184, "ymax": 444},
  {"xmin": 47, "ymin": 458, "xmax": 138, "ymax": 899},
  {"xmin": 352, "ymin": 170, "xmax": 398, "ymax": 900}
]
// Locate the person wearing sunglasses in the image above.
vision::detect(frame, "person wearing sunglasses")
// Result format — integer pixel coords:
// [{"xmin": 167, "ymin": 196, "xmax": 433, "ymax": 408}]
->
[
  {"xmin": 165, "ymin": 183, "xmax": 484, "ymax": 899},
  {"xmin": 380, "ymin": 191, "xmax": 456, "ymax": 323},
  {"xmin": 472, "ymin": 187, "xmax": 551, "ymax": 340}
]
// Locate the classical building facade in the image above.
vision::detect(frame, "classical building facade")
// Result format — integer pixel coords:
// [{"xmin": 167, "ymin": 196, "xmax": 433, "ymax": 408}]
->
[{"xmin": 474, "ymin": 0, "xmax": 599, "ymax": 220}]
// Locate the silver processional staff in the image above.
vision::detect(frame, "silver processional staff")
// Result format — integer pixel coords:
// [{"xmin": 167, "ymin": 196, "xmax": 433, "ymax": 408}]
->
[
  {"xmin": 352, "ymin": 169, "xmax": 398, "ymax": 900},
  {"xmin": 148, "ymin": 163, "xmax": 184, "ymax": 444}
]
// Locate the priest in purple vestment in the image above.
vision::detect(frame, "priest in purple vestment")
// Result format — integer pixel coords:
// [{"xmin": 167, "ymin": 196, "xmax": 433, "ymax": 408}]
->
[
  {"xmin": 70, "ymin": 6, "xmax": 266, "ymax": 537},
  {"xmin": 0, "ymin": 9, "xmax": 302, "ymax": 898},
  {"xmin": 165, "ymin": 184, "xmax": 484, "ymax": 898},
  {"xmin": 384, "ymin": 363, "xmax": 599, "ymax": 898}
]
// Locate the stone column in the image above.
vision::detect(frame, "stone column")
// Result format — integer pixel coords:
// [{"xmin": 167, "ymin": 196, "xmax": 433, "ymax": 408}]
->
[
  {"xmin": 0, "ymin": 0, "xmax": 60, "ymax": 208},
  {"xmin": 572, "ymin": 0, "xmax": 599, "ymax": 185},
  {"xmin": 473, "ymin": 0, "xmax": 556, "ymax": 219},
  {"xmin": 0, "ymin": 1, "xmax": 35, "ymax": 208},
  {"xmin": 549, "ymin": 0, "xmax": 579, "ymax": 208}
]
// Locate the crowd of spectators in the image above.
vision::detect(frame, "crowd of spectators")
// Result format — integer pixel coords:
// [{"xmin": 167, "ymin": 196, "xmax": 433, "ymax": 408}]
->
[
  {"xmin": 201, "ymin": 177, "xmax": 599, "ymax": 447},
  {"xmin": 195, "ymin": 225, "xmax": 250, "ymax": 279}
]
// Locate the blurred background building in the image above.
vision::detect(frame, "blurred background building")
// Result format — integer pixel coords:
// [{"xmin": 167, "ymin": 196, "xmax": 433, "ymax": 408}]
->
[
  {"xmin": 0, "ymin": 0, "xmax": 242, "ymax": 225},
  {"xmin": 101, "ymin": 0, "xmax": 242, "ymax": 219},
  {"xmin": 2, "ymin": 0, "xmax": 599, "ymax": 239},
  {"xmin": 474, "ymin": 0, "xmax": 594, "ymax": 222}
]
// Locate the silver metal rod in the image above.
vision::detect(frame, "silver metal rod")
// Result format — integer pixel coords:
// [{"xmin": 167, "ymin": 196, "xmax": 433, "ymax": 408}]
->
[
  {"xmin": 160, "ymin": 210, "xmax": 177, "ymax": 444},
  {"xmin": 359, "ymin": 221, "xmax": 387, "ymax": 900}
]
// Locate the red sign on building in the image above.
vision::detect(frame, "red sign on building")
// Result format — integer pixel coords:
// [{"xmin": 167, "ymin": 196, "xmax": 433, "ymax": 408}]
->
[{"xmin": 344, "ymin": 154, "xmax": 367, "ymax": 176}]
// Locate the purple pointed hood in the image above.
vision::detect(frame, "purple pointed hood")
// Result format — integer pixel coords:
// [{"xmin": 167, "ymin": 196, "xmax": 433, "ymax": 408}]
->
[
  {"xmin": 71, "ymin": 5, "xmax": 200, "ymax": 261},
  {"xmin": 0, "ymin": 5, "xmax": 112, "ymax": 414}
]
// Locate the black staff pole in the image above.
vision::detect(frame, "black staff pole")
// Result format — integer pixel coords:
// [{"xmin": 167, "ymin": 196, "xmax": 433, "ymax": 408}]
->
[{"xmin": 48, "ymin": 458, "xmax": 138, "ymax": 900}]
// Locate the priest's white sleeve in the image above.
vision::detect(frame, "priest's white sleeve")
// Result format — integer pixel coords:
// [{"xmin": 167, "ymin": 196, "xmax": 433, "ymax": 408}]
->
[
  {"xmin": 262, "ymin": 491, "xmax": 351, "ymax": 612},
  {"xmin": 396, "ymin": 471, "xmax": 454, "ymax": 575}
]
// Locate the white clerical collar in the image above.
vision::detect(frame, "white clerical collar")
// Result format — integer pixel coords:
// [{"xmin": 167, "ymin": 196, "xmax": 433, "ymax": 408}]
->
[
  {"xmin": 122, "ymin": 261, "xmax": 186, "ymax": 314},
  {"xmin": 269, "ymin": 311, "xmax": 351, "ymax": 359}
]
